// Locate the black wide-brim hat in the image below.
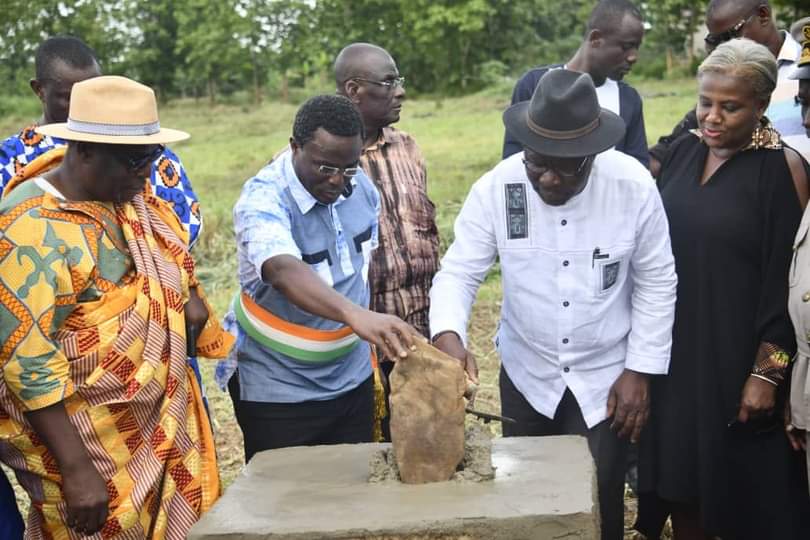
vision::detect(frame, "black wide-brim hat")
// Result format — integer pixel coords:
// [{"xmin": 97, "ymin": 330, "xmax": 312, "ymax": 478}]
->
[
  {"xmin": 503, "ymin": 69, "xmax": 626, "ymax": 158},
  {"xmin": 789, "ymin": 17, "xmax": 810, "ymax": 80}
]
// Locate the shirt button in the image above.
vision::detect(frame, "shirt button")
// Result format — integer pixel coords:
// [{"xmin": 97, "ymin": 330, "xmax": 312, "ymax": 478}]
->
[
  {"xmin": 803, "ymin": 292, "xmax": 810, "ymax": 303},
  {"xmin": 563, "ymin": 367, "xmax": 570, "ymax": 373},
  {"xmin": 561, "ymin": 219, "xmax": 567, "ymax": 226},
  {"xmin": 563, "ymin": 260, "xmax": 569, "ymax": 267},
  {"xmin": 563, "ymin": 301, "xmax": 570, "ymax": 307},
  {"xmin": 562, "ymin": 338, "xmax": 569, "ymax": 344}
]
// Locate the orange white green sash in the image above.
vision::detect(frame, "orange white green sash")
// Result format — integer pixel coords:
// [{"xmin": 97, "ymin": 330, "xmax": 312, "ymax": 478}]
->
[{"xmin": 234, "ymin": 292, "xmax": 360, "ymax": 362}]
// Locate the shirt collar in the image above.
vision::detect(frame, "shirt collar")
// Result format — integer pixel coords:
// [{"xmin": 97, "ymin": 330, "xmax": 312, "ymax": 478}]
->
[
  {"xmin": 364, "ymin": 126, "xmax": 400, "ymax": 153},
  {"xmin": 777, "ymin": 30, "xmax": 801, "ymax": 66},
  {"xmin": 283, "ymin": 152, "xmax": 319, "ymax": 214},
  {"xmin": 282, "ymin": 151, "xmax": 357, "ymax": 214}
]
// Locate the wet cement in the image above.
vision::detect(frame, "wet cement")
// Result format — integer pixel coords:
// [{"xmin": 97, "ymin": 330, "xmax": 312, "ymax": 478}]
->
[
  {"xmin": 189, "ymin": 436, "xmax": 598, "ymax": 540},
  {"xmin": 369, "ymin": 423, "xmax": 495, "ymax": 484}
]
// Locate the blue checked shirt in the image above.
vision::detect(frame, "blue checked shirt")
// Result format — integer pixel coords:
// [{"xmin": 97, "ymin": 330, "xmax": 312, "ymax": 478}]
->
[{"xmin": 215, "ymin": 148, "xmax": 380, "ymax": 398}]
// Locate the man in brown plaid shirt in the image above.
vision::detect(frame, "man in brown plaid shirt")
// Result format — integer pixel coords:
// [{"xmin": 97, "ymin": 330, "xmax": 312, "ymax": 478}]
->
[{"xmin": 336, "ymin": 43, "xmax": 441, "ymax": 438}]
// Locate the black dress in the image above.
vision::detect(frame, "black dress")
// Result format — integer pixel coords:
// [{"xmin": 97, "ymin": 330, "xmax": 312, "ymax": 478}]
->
[{"xmin": 637, "ymin": 133, "xmax": 810, "ymax": 539}]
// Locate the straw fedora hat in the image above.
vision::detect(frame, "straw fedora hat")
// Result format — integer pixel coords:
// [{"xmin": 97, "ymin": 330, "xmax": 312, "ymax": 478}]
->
[
  {"xmin": 37, "ymin": 75, "xmax": 189, "ymax": 145},
  {"xmin": 789, "ymin": 17, "xmax": 810, "ymax": 81},
  {"xmin": 503, "ymin": 69, "xmax": 625, "ymax": 158}
]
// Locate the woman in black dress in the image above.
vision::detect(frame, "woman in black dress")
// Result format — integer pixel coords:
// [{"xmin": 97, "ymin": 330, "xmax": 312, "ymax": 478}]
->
[{"xmin": 637, "ymin": 38, "xmax": 810, "ymax": 539}]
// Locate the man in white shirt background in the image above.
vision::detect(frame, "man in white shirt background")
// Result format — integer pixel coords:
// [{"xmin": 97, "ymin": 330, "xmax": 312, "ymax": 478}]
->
[
  {"xmin": 649, "ymin": 0, "xmax": 808, "ymax": 176},
  {"xmin": 430, "ymin": 69, "xmax": 677, "ymax": 540}
]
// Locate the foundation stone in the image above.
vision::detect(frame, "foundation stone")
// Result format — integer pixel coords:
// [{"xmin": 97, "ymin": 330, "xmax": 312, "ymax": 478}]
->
[
  {"xmin": 189, "ymin": 436, "xmax": 598, "ymax": 540},
  {"xmin": 388, "ymin": 340, "xmax": 467, "ymax": 484}
]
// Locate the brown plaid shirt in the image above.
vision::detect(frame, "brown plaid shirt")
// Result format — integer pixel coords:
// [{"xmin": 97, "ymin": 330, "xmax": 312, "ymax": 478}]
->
[{"xmin": 360, "ymin": 127, "xmax": 440, "ymax": 342}]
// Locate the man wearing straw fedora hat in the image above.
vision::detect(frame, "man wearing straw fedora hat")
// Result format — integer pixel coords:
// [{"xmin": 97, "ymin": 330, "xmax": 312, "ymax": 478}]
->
[
  {"xmin": 431, "ymin": 69, "xmax": 677, "ymax": 540},
  {"xmin": 0, "ymin": 32, "xmax": 212, "ymax": 444},
  {"xmin": 0, "ymin": 75, "xmax": 233, "ymax": 538}
]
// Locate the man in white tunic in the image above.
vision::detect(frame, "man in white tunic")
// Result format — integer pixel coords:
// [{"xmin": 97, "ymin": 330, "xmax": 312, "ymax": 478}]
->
[{"xmin": 430, "ymin": 69, "xmax": 677, "ymax": 540}]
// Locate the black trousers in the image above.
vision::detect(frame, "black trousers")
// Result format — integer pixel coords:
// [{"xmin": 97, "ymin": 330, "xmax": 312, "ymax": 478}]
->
[
  {"xmin": 500, "ymin": 366, "xmax": 629, "ymax": 540},
  {"xmin": 228, "ymin": 372, "xmax": 374, "ymax": 462}
]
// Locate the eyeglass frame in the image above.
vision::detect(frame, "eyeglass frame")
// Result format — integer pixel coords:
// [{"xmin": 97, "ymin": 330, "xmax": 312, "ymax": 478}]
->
[
  {"xmin": 316, "ymin": 164, "xmax": 360, "ymax": 178},
  {"xmin": 351, "ymin": 76, "xmax": 405, "ymax": 91},
  {"xmin": 110, "ymin": 144, "xmax": 165, "ymax": 172},
  {"xmin": 521, "ymin": 154, "xmax": 592, "ymax": 178},
  {"xmin": 704, "ymin": 8, "xmax": 760, "ymax": 48}
]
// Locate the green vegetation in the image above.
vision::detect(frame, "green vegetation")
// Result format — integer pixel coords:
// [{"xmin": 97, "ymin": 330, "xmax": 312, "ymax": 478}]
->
[{"xmin": 12, "ymin": 0, "xmax": 804, "ymax": 102}]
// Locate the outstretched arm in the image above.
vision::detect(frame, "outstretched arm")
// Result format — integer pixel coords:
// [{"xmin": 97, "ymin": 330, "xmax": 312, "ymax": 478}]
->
[
  {"xmin": 262, "ymin": 255, "xmax": 418, "ymax": 360},
  {"xmin": 430, "ymin": 173, "xmax": 498, "ymax": 375}
]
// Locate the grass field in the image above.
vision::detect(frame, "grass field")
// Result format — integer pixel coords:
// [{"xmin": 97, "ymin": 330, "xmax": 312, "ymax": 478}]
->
[{"xmin": 0, "ymin": 76, "xmax": 696, "ymax": 536}]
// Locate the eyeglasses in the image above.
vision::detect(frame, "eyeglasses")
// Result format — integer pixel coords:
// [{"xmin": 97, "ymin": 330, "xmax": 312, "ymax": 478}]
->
[
  {"xmin": 316, "ymin": 164, "xmax": 359, "ymax": 177},
  {"xmin": 352, "ymin": 77, "xmax": 405, "ymax": 90},
  {"xmin": 112, "ymin": 144, "xmax": 164, "ymax": 171},
  {"xmin": 522, "ymin": 155, "xmax": 592, "ymax": 178},
  {"xmin": 704, "ymin": 10, "xmax": 757, "ymax": 48}
]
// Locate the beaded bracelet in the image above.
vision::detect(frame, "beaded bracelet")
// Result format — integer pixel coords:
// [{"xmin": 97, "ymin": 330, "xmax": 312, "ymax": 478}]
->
[{"xmin": 751, "ymin": 343, "xmax": 791, "ymax": 385}]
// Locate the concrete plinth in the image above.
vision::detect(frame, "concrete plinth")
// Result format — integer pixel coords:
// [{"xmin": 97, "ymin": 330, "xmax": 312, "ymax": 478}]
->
[{"xmin": 189, "ymin": 436, "xmax": 598, "ymax": 540}]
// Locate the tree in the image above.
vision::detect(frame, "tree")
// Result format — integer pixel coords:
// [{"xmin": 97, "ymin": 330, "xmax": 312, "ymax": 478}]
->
[
  {"xmin": 0, "ymin": 0, "xmax": 131, "ymax": 92},
  {"xmin": 124, "ymin": 0, "xmax": 182, "ymax": 101},
  {"xmin": 771, "ymin": 0, "xmax": 805, "ymax": 21},
  {"xmin": 175, "ymin": 0, "xmax": 245, "ymax": 103},
  {"xmin": 642, "ymin": 0, "xmax": 706, "ymax": 63}
]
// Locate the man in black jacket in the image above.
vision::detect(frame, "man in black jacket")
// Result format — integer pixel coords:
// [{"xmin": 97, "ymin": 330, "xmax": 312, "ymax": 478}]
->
[{"xmin": 503, "ymin": 0, "xmax": 649, "ymax": 167}]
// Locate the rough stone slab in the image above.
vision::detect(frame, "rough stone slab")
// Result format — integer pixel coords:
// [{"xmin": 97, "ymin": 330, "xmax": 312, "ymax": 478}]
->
[
  {"xmin": 189, "ymin": 436, "xmax": 598, "ymax": 540},
  {"xmin": 389, "ymin": 339, "xmax": 467, "ymax": 484}
]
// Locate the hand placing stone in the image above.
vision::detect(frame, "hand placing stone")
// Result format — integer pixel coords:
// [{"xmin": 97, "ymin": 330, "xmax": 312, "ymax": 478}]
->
[{"xmin": 389, "ymin": 339, "xmax": 467, "ymax": 484}]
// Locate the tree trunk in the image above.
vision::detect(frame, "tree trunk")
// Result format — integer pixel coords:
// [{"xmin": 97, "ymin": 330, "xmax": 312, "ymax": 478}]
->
[
  {"xmin": 666, "ymin": 47, "xmax": 674, "ymax": 76},
  {"xmin": 251, "ymin": 50, "xmax": 262, "ymax": 105},
  {"xmin": 460, "ymin": 40, "xmax": 470, "ymax": 90},
  {"xmin": 280, "ymin": 72, "xmax": 289, "ymax": 102},
  {"xmin": 686, "ymin": 8, "xmax": 696, "ymax": 62},
  {"xmin": 253, "ymin": 66, "xmax": 262, "ymax": 105},
  {"xmin": 208, "ymin": 76, "xmax": 216, "ymax": 106}
]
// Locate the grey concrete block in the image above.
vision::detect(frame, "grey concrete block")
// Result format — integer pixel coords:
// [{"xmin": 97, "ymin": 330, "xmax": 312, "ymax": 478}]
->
[{"xmin": 189, "ymin": 435, "xmax": 598, "ymax": 539}]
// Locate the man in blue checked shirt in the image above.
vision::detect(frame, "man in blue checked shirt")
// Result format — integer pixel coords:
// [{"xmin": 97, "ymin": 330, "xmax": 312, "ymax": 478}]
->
[{"xmin": 219, "ymin": 95, "xmax": 419, "ymax": 461}]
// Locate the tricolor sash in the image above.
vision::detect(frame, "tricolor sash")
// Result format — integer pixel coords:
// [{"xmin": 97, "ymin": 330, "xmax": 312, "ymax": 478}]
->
[{"xmin": 234, "ymin": 292, "xmax": 361, "ymax": 362}]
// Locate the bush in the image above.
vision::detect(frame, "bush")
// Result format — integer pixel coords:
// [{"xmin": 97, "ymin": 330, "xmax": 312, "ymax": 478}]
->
[
  {"xmin": 476, "ymin": 60, "xmax": 510, "ymax": 89},
  {"xmin": 0, "ymin": 95, "xmax": 40, "ymax": 121},
  {"xmin": 632, "ymin": 52, "xmax": 669, "ymax": 80}
]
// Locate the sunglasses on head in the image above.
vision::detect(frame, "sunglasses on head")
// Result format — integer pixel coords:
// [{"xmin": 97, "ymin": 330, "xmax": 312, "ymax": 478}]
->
[{"xmin": 111, "ymin": 144, "xmax": 165, "ymax": 171}]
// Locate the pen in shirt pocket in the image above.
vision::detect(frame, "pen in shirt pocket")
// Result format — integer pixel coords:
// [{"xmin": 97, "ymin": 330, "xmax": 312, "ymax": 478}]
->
[{"xmin": 592, "ymin": 247, "xmax": 609, "ymax": 267}]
